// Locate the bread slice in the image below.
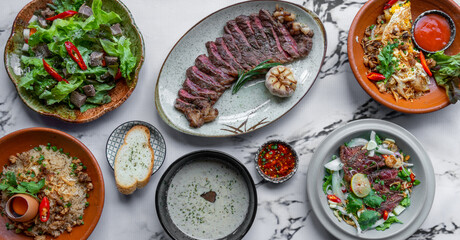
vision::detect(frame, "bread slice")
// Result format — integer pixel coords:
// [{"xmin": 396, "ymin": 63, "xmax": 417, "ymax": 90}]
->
[{"xmin": 114, "ymin": 125, "xmax": 154, "ymax": 195}]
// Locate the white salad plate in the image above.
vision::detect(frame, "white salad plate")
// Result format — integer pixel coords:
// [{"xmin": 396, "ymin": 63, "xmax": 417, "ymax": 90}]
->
[
  {"xmin": 306, "ymin": 119, "xmax": 435, "ymax": 240},
  {"xmin": 155, "ymin": 0, "xmax": 327, "ymax": 137}
]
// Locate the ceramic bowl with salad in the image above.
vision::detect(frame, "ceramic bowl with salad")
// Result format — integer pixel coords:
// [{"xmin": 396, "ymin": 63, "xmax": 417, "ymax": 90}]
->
[
  {"xmin": 4, "ymin": 0, "xmax": 145, "ymax": 123},
  {"xmin": 306, "ymin": 119, "xmax": 435, "ymax": 240}
]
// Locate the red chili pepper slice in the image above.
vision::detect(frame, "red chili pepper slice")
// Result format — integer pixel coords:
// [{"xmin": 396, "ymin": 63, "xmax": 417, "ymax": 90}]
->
[
  {"xmin": 114, "ymin": 69, "xmax": 122, "ymax": 80},
  {"xmin": 327, "ymin": 194, "xmax": 342, "ymax": 203},
  {"xmin": 46, "ymin": 10, "xmax": 78, "ymax": 21},
  {"xmin": 43, "ymin": 59, "xmax": 69, "ymax": 84},
  {"xmin": 410, "ymin": 172, "xmax": 415, "ymax": 183},
  {"xmin": 65, "ymin": 41, "xmax": 87, "ymax": 70},
  {"xmin": 383, "ymin": 210, "xmax": 389, "ymax": 220},
  {"xmin": 367, "ymin": 72, "xmax": 386, "ymax": 81},
  {"xmin": 419, "ymin": 52, "xmax": 433, "ymax": 77},
  {"xmin": 39, "ymin": 197, "xmax": 50, "ymax": 222},
  {"xmin": 384, "ymin": 0, "xmax": 398, "ymax": 10}
]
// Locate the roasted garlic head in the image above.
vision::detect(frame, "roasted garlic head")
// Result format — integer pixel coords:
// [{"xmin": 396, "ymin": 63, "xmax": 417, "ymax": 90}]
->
[{"xmin": 265, "ymin": 66, "xmax": 297, "ymax": 97}]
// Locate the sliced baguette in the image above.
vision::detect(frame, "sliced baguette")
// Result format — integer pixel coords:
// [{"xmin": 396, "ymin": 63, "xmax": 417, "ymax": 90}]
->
[{"xmin": 114, "ymin": 125, "xmax": 154, "ymax": 195}]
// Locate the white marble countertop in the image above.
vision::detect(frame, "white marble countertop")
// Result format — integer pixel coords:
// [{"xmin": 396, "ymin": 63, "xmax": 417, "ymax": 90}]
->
[{"xmin": 1, "ymin": 0, "xmax": 460, "ymax": 239}]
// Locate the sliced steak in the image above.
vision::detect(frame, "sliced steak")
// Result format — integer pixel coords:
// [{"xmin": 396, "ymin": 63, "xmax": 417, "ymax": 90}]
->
[
  {"xmin": 110, "ymin": 23, "xmax": 123, "ymax": 36},
  {"xmin": 186, "ymin": 66, "xmax": 225, "ymax": 92},
  {"xmin": 235, "ymin": 15, "xmax": 261, "ymax": 50},
  {"xmin": 293, "ymin": 34, "xmax": 313, "ymax": 57},
  {"xmin": 41, "ymin": 8, "xmax": 55, "ymax": 19},
  {"xmin": 175, "ymin": 99, "xmax": 218, "ymax": 128},
  {"xmin": 249, "ymin": 14, "xmax": 283, "ymax": 62},
  {"xmin": 257, "ymin": 14, "xmax": 292, "ymax": 62},
  {"xmin": 205, "ymin": 41, "xmax": 238, "ymax": 76},
  {"xmin": 178, "ymin": 89, "xmax": 212, "ymax": 108},
  {"xmin": 70, "ymin": 91, "xmax": 87, "ymax": 108},
  {"xmin": 183, "ymin": 78, "xmax": 220, "ymax": 101},
  {"xmin": 82, "ymin": 85, "xmax": 96, "ymax": 97},
  {"xmin": 222, "ymin": 34, "xmax": 252, "ymax": 70},
  {"xmin": 195, "ymin": 54, "xmax": 235, "ymax": 87},
  {"xmin": 78, "ymin": 4, "xmax": 93, "ymax": 18},
  {"xmin": 225, "ymin": 20, "xmax": 262, "ymax": 66},
  {"xmin": 215, "ymin": 37, "xmax": 247, "ymax": 71},
  {"xmin": 377, "ymin": 193, "xmax": 404, "ymax": 214},
  {"xmin": 259, "ymin": 9, "xmax": 299, "ymax": 59}
]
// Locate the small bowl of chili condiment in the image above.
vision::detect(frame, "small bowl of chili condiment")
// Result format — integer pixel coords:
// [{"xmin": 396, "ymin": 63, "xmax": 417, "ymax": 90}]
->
[
  {"xmin": 255, "ymin": 140, "xmax": 298, "ymax": 183},
  {"xmin": 412, "ymin": 10, "xmax": 456, "ymax": 53}
]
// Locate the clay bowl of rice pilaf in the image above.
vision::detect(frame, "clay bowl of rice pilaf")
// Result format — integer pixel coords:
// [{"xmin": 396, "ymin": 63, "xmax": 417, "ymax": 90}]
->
[{"xmin": 0, "ymin": 128, "xmax": 104, "ymax": 240}]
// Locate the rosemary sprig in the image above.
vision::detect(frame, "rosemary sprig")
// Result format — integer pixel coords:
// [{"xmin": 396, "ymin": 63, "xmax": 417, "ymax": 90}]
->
[{"xmin": 232, "ymin": 60, "xmax": 281, "ymax": 94}]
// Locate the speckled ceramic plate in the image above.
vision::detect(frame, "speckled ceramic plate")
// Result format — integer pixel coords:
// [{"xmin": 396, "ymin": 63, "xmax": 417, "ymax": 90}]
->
[
  {"xmin": 106, "ymin": 121, "xmax": 166, "ymax": 175},
  {"xmin": 4, "ymin": 0, "xmax": 145, "ymax": 123},
  {"xmin": 155, "ymin": 0, "xmax": 327, "ymax": 137},
  {"xmin": 306, "ymin": 119, "xmax": 435, "ymax": 240}
]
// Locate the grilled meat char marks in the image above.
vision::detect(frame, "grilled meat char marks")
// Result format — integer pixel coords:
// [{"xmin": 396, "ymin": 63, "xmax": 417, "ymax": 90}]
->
[
  {"xmin": 215, "ymin": 37, "xmax": 247, "ymax": 71},
  {"xmin": 340, "ymin": 145, "xmax": 404, "ymax": 214},
  {"xmin": 175, "ymin": 8, "xmax": 314, "ymax": 128},
  {"xmin": 259, "ymin": 9, "xmax": 300, "ymax": 59},
  {"xmin": 225, "ymin": 21, "xmax": 262, "ymax": 66},
  {"xmin": 205, "ymin": 41, "xmax": 238, "ymax": 77},
  {"xmin": 195, "ymin": 54, "xmax": 235, "ymax": 88},
  {"xmin": 186, "ymin": 66, "xmax": 225, "ymax": 92}
]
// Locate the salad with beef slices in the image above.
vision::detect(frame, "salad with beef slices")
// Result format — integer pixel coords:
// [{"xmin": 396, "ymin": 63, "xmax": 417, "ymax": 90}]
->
[
  {"xmin": 322, "ymin": 131, "xmax": 420, "ymax": 233},
  {"xmin": 18, "ymin": 0, "xmax": 137, "ymax": 112}
]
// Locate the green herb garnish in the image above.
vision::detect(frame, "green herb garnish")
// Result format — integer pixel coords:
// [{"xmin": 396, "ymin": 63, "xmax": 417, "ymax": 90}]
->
[{"xmin": 232, "ymin": 60, "xmax": 281, "ymax": 94}]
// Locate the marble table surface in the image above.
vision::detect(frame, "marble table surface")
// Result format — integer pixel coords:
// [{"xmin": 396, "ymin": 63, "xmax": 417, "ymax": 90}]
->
[{"xmin": 1, "ymin": 0, "xmax": 460, "ymax": 239}]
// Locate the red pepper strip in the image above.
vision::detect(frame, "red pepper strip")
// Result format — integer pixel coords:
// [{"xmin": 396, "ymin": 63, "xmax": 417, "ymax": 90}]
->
[
  {"xmin": 419, "ymin": 52, "xmax": 433, "ymax": 77},
  {"xmin": 65, "ymin": 41, "xmax": 87, "ymax": 70},
  {"xmin": 367, "ymin": 72, "xmax": 386, "ymax": 81},
  {"xmin": 43, "ymin": 59, "xmax": 69, "ymax": 83},
  {"xmin": 410, "ymin": 172, "xmax": 415, "ymax": 183},
  {"xmin": 384, "ymin": 0, "xmax": 398, "ymax": 10},
  {"xmin": 46, "ymin": 10, "xmax": 78, "ymax": 21},
  {"xmin": 114, "ymin": 69, "xmax": 122, "ymax": 80},
  {"xmin": 327, "ymin": 194, "xmax": 342, "ymax": 203},
  {"xmin": 383, "ymin": 210, "xmax": 389, "ymax": 220},
  {"xmin": 39, "ymin": 197, "xmax": 50, "ymax": 222}
]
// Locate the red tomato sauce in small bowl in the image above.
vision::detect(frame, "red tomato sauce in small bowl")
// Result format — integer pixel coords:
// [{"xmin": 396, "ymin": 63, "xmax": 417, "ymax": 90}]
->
[{"xmin": 413, "ymin": 11, "xmax": 455, "ymax": 53}]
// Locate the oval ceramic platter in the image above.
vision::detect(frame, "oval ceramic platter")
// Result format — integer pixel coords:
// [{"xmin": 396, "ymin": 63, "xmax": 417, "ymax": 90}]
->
[
  {"xmin": 4, "ymin": 0, "xmax": 145, "ymax": 123},
  {"xmin": 348, "ymin": 0, "xmax": 460, "ymax": 113},
  {"xmin": 155, "ymin": 0, "xmax": 327, "ymax": 137}
]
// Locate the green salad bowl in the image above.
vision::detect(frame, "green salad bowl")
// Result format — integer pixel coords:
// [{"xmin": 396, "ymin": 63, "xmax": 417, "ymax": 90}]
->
[{"xmin": 4, "ymin": 0, "xmax": 145, "ymax": 123}]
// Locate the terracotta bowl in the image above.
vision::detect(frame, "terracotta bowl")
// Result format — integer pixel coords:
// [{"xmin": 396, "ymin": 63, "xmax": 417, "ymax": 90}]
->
[
  {"xmin": 348, "ymin": 0, "xmax": 460, "ymax": 113},
  {"xmin": 0, "ymin": 128, "xmax": 105, "ymax": 240},
  {"xmin": 4, "ymin": 0, "xmax": 145, "ymax": 123}
]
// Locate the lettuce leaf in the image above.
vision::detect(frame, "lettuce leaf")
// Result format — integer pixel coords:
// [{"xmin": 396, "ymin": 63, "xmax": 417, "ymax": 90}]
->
[
  {"xmin": 40, "ymin": 77, "xmax": 83, "ymax": 105},
  {"xmin": 82, "ymin": 0, "xmax": 121, "ymax": 31},
  {"xmin": 428, "ymin": 51, "xmax": 460, "ymax": 104},
  {"xmin": 358, "ymin": 210, "xmax": 380, "ymax": 230},
  {"xmin": 100, "ymin": 37, "xmax": 136, "ymax": 80},
  {"xmin": 50, "ymin": 0, "xmax": 86, "ymax": 13},
  {"xmin": 376, "ymin": 216, "xmax": 402, "ymax": 231}
]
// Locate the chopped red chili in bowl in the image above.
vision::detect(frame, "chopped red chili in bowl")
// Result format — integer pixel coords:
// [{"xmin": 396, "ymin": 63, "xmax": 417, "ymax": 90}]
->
[{"xmin": 255, "ymin": 140, "xmax": 298, "ymax": 183}]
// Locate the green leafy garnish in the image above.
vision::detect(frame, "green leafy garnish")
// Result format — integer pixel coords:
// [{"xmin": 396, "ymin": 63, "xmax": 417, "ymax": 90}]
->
[
  {"xmin": 232, "ymin": 60, "xmax": 281, "ymax": 94},
  {"xmin": 397, "ymin": 167, "xmax": 411, "ymax": 182},
  {"xmin": 322, "ymin": 172, "xmax": 332, "ymax": 194},
  {"xmin": 428, "ymin": 51, "xmax": 460, "ymax": 103},
  {"xmin": 376, "ymin": 216, "xmax": 403, "ymax": 231},
  {"xmin": 375, "ymin": 134, "xmax": 383, "ymax": 145},
  {"xmin": 346, "ymin": 194, "xmax": 363, "ymax": 215},
  {"xmin": 376, "ymin": 43, "xmax": 399, "ymax": 82},
  {"xmin": 49, "ymin": 0, "xmax": 85, "ymax": 14},
  {"xmin": 413, "ymin": 179, "xmax": 421, "ymax": 186},
  {"xmin": 358, "ymin": 210, "xmax": 381, "ymax": 230},
  {"xmin": 400, "ymin": 197, "xmax": 410, "ymax": 207},
  {"xmin": 0, "ymin": 172, "xmax": 45, "ymax": 197},
  {"xmin": 363, "ymin": 191, "xmax": 384, "ymax": 208}
]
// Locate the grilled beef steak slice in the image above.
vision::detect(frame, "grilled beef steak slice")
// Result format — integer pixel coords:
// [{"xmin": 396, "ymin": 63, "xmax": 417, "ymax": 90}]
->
[
  {"xmin": 82, "ymin": 85, "xmax": 96, "ymax": 97},
  {"xmin": 70, "ymin": 91, "xmax": 87, "ymax": 108},
  {"xmin": 90, "ymin": 52, "xmax": 104, "ymax": 67},
  {"xmin": 195, "ymin": 54, "xmax": 235, "ymax": 87},
  {"xmin": 205, "ymin": 41, "xmax": 238, "ymax": 76},
  {"xmin": 257, "ymin": 14, "xmax": 292, "ymax": 62},
  {"xmin": 175, "ymin": 99, "xmax": 218, "ymax": 128},
  {"xmin": 235, "ymin": 15, "xmax": 261, "ymax": 50},
  {"xmin": 259, "ymin": 9, "xmax": 299, "ymax": 58},
  {"xmin": 183, "ymin": 78, "xmax": 220, "ymax": 101},
  {"xmin": 215, "ymin": 37, "xmax": 247, "ymax": 71},
  {"xmin": 41, "ymin": 8, "xmax": 55, "ymax": 19},
  {"xmin": 178, "ymin": 89, "xmax": 213, "ymax": 108},
  {"xmin": 249, "ymin": 14, "xmax": 283, "ymax": 62},
  {"xmin": 225, "ymin": 21, "xmax": 262, "ymax": 66},
  {"xmin": 110, "ymin": 23, "xmax": 123, "ymax": 36},
  {"xmin": 222, "ymin": 34, "xmax": 253, "ymax": 70},
  {"xmin": 377, "ymin": 193, "xmax": 404, "ymax": 214},
  {"xmin": 186, "ymin": 66, "xmax": 225, "ymax": 92},
  {"xmin": 293, "ymin": 34, "xmax": 313, "ymax": 57}
]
